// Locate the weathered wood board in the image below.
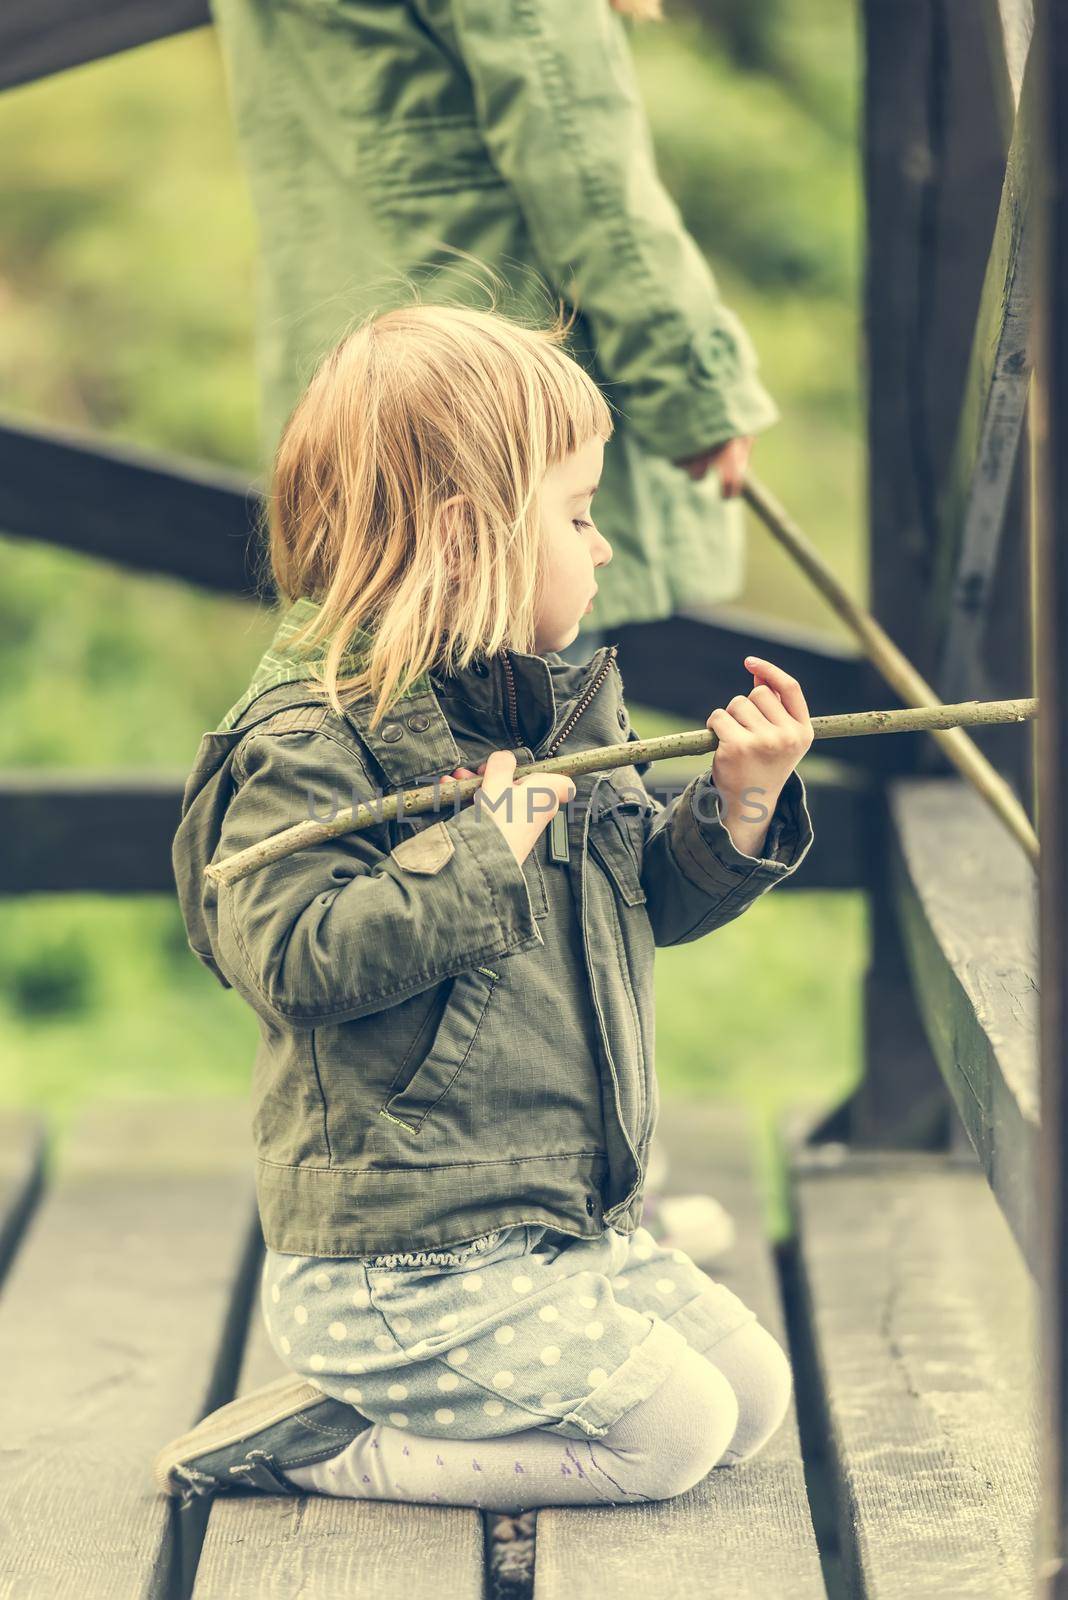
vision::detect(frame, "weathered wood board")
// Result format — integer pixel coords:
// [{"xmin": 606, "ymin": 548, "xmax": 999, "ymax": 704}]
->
[{"xmin": 791, "ymin": 1144, "xmax": 1039, "ymax": 1598}]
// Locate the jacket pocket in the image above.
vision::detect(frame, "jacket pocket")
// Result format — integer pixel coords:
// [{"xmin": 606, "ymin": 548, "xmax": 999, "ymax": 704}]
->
[
  {"xmin": 395, "ymin": 808, "xmax": 550, "ymax": 917},
  {"xmin": 379, "ymin": 965, "xmax": 500, "ymax": 1134},
  {"xmin": 587, "ymin": 775, "xmax": 647, "ymax": 907}
]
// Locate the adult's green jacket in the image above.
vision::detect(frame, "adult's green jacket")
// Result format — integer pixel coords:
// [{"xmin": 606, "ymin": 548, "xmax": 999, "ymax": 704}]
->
[{"xmin": 209, "ymin": 0, "xmax": 780, "ymax": 630}]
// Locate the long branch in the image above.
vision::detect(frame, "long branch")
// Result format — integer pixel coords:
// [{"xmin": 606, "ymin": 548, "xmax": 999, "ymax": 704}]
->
[{"xmin": 204, "ymin": 694, "xmax": 1038, "ymax": 887}]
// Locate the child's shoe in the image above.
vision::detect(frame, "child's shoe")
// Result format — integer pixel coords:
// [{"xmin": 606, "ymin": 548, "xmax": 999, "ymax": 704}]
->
[
  {"xmin": 153, "ymin": 1371, "xmax": 372, "ymax": 1507},
  {"xmin": 641, "ymin": 1189, "xmax": 737, "ymax": 1261},
  {"xmin": 642, "ymin": 1134, "xmax": 736, "ymax": 1261}
]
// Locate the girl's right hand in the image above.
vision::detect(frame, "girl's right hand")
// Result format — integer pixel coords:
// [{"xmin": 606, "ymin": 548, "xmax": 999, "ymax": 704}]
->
[{"xmin": 449, "ymin": 750, "xmax": 576, "ymax": 866}]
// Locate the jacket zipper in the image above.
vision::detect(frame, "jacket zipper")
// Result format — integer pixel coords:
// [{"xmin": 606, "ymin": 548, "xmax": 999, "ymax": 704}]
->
[
  {"xmin": 501, "ymin": 650, "xmax": 523, "ymax": 747},
  {"xmin": 499, "ymin": 644, "xmax": 618, "ymax": 757},
  {"xmin": 500, "ymin": 641, "xmax": 643, "ymax": 1215},
  {"xmin": 545, "ymin": 644, "xmax": 618, "ymax": 757}
]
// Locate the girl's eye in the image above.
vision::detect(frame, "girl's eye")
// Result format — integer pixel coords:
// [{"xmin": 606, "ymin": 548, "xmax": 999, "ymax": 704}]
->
[{"xmin": 573, "ymin": 519, "xmax": 593, "ymax": 532}]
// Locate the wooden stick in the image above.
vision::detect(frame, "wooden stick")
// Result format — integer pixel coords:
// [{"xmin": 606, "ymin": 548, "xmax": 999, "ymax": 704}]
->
[
  {"xmin": 205, "ymin": 694, "xmax": 1038, "ymax": 887},
  {"xmin": 742, "ymin": 472, "xmax": 1040, "ymax": 860}
]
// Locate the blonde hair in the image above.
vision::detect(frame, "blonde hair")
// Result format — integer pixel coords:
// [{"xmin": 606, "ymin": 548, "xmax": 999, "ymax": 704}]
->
[{"xmin": 264, "ymin": 302, "xmax": 615, "ymax": 732}]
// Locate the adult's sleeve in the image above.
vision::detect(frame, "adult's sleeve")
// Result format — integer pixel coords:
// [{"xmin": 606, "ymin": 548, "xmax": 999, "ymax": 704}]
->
[
  {"xmin": 429, "ymin": 0, "xmax": 779, "ymax": 457},
  {"xmin": 212, "ymin": 729, "xmax": 545, "ymax": 1029}
]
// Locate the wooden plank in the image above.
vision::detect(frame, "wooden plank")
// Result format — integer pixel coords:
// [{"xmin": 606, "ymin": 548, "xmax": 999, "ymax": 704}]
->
[
  {"xmin": 887, "ymin": 776, "xmax": 1039, "ymax": 1267},
  {"xmin": 1030, "ymin": 7, "xmax": 1068, "ymax": 1577},
  {"xmin": 0, "ymin": 0, "xmax": 210, "ymax": 94},
  {"xmin": 192, "ymin": 1266, "xmax": 485, "ymax": 1600},
  {"xmin": 790, "ymin": 1145, "xmax": 1039, "ymax": 1598},
  {"xmin": 0, "ymin": 417, "xmax": 264, "ymax": 596},
  {"xmin": 535, "ymin": 1099, "xmax": 827, "ymax": 1600},
  {"xmin": 0, "ymin": 1110, "xmax": 45, "ymax": 1284},
  {"xmin": 932, "ymin": 43, "xmax": 1036, "ymax": 762},
  {"xmin": 0, "ymin": 1101, "xmax": 260, "ymax": 1599}
]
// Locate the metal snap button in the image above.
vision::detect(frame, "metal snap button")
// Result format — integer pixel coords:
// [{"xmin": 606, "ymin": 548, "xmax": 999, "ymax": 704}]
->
[
  {"xmin": 585, "ymin": 1194, "xmax": 597, "ymax": 1217},
  {"xmin": 617, "ymin": 707, "xmax": 627, "ymax": 728},
  {"xmin": 407, "ymin": 713, "xmax": 431, "ymax": 732},
  {"xmin": 380, "ymin": 723, "xmax": 403, "ymax": 743}
]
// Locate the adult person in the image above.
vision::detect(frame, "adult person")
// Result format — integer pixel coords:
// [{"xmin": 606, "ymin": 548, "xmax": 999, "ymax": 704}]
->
[{"xmin": 208, "ymin": 0, "xmax": 777, "ymax": 649}]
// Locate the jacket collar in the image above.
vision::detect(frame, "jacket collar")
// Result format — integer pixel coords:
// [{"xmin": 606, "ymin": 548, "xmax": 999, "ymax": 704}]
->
[{"xmin": 224, "ymin": 597, "xmax": 615, "ymax": 786}]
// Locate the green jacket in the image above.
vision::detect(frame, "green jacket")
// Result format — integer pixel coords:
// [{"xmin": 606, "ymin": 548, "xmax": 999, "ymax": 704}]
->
[
  {"xmin": 208, "ymin": 0, "xmax": 779, "ymax": 631},
  {"xmin": 172, "ymin": 599, "xmax": 815, "ymax": 1255}
]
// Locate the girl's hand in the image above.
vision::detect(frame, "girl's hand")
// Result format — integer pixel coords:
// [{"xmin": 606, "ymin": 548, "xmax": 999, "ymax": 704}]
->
[
  {"xmin": 449, "ymin": 750, "xmax": 575, "ymax": 867},
  {"xmin": 672, "ymin": 435, "xmax": 754, "ymax": 498},
  {"xmin": 706, "ymin": 657, "xmax": 814, "ymax": 856}
]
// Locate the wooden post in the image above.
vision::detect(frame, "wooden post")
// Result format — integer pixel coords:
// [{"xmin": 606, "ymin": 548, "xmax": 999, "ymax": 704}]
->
[
  {"xmin": 1032, "ymin": 0, "xmax": 1068, "ymax": 1587},
  {"xmin": 853, "ymin": 0, "xmax": 1021, "ymax": 1147}
]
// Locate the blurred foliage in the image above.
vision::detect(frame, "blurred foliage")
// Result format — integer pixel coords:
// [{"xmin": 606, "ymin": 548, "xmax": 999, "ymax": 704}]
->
[
  {"xmin": 0, "ymin": 3, "xmax": 865, "ymax": 1225},
  {"xmin": 636, "ymin": 14, "xmax": 857, "ymax": 294}
]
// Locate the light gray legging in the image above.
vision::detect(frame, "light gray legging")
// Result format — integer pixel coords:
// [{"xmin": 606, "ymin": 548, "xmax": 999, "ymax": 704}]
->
[{"xmin": 287, "ymin": 1318, "xmax": 792, "ymax": 1510}]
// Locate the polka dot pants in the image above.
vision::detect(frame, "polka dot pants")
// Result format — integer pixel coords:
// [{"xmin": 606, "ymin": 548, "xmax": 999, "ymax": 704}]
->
[{"xmin": 262, "ymin": 1222, "xmax": 759, "ymax": 1443}]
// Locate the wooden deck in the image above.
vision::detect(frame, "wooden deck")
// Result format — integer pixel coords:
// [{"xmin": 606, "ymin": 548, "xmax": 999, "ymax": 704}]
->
[{"xmin": 0, "ymin": 1097, "xmax": 1038, "ymax": 1598}]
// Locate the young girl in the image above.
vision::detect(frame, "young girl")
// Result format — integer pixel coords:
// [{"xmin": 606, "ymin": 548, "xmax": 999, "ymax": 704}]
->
[{"xmin": 157, "ymin": 302, "xmax": 815, "ymax": 1512}]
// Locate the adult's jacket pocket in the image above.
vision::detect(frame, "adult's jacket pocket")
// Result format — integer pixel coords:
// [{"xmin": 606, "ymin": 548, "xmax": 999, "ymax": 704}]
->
[{"xmin": 379, "ymin": 964, "xmax": 500, "ymax": 1134}]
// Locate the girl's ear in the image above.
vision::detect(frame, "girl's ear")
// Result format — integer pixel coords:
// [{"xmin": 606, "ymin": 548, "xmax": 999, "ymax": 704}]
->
[{"xmin": 438, "ymin": 494, "xmax": 469, "ymax": 588}]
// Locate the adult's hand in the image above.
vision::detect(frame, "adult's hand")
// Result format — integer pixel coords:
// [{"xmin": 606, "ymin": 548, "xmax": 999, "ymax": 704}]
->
[{"xmin": 672, "ymin": 435, "xmax": 754, "ymax": 498}]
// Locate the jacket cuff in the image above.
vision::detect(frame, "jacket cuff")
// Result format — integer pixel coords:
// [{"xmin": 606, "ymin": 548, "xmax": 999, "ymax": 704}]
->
[
  {"xmin": 626, "ymin": 311, "xmax": 781, "ymax": 461},
  {"xmin": 673, "ymin": 767, "xmax": 814, "ymax": 889}
]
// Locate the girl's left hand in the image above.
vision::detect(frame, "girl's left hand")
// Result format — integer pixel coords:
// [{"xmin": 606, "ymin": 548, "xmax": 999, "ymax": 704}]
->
[{"xmin": 707, "ymin": 658, "xmax": 814, "ymax": 846}]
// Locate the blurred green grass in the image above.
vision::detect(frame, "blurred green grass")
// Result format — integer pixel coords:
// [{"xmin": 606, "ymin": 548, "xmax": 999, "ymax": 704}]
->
[{"xmin": 0, "ymin": 7, "xmax": 866, "ymax": 1235}]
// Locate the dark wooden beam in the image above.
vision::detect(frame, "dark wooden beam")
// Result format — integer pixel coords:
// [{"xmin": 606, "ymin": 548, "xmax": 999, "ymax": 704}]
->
[
  {"xmin": 864, "ymin": 0, "xmax": 1015, "ymax": 740},
  {"xmin": 0, "ymin": 415, "xmax": 905, "ymax": 783},
  {"xmin": 0, "ymin": 0, "xmax": 210, "ymax": 94},
  {"xmin": 858, "ymin": 0, "xmax": 1013, "ymax": 1150},
  {"xmin": 886, "ymin": 774, "xmax": 1039, "ymax": 1272},
  {"xmin": 0, "ymin": 773, "xmax": 185, "ymax": 893},
  {"xmin": 614, "ymin": 606, "xmax": 922, "ymax": 777},
  {"xmin": 0, "ymin": 764, "xmax": 870, "ymax": 895},
  {"xmin": 0, "ymin": 417, "xmax": 268, "ymax": 597}
]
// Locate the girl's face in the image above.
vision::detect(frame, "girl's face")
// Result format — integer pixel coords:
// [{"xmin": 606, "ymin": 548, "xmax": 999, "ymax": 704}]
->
[{"xmin": 534, "ymin": 435, "xmax": 613, "ymax": 654}]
